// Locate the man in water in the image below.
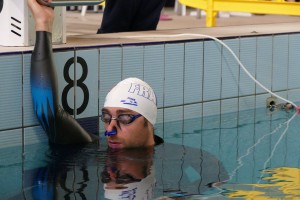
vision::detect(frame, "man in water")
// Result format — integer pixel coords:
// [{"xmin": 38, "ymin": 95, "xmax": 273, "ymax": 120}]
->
[
  {"xmin": 28, "ymin": 0, "xmax": 163, "ymax": 148},
  {"xmin": 19, "ymin": 3, "xmax": 228, "ymax": 199}
]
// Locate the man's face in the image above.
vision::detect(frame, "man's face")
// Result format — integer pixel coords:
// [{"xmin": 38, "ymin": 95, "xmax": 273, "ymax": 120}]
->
[{"xmin": 101, "ymin": 107, "xmax": 154, "ymax": 149}]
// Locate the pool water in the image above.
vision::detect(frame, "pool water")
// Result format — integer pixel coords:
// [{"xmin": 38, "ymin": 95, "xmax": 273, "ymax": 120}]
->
[{"xmin": 1, "ymin": 106, "xmax": 300, "ymax": 199}]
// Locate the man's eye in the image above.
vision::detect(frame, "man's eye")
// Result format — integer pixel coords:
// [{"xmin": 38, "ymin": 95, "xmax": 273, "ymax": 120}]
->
[
  {"xmin": 119, "ymin": 115, "xmax": 131, "ymax": 120},
  {"xmin": 102, "ymin": 114, "xmax": 109, "ymax": 118}
]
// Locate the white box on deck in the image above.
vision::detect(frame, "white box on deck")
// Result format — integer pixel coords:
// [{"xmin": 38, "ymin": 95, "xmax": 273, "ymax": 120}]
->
[{"xmin": 0, "ymin": 0, "xmax": 66, "ymax": 46}]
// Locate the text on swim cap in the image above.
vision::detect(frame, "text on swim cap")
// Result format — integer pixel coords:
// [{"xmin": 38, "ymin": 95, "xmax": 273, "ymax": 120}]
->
[
  {"xmin": 128, "ymin": 83, "xmax": 156, "ymax": 105},
  {"xmin": 121, "ymin": 97, "xmax": 138, "ymax": 106}
]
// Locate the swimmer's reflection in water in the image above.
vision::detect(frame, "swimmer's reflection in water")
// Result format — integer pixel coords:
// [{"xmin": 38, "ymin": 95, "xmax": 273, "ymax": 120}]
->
[
  {"xmin": 27, "ymin": 144, "xmax": 156, "ymax": 200},
  {"xmin": 102, "ymin": 147, "xmax": 156, "ymax": 199}
]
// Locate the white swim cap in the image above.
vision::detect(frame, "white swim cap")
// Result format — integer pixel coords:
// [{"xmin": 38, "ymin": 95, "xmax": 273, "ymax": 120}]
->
[{"xmin": 104, "ymin": 78, "xmax": 157, "ymax": 125}]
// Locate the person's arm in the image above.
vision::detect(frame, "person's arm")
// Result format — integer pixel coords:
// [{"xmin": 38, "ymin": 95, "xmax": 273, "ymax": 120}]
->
[{"xmin": 28, "ymin": 0, "xmax": 98, "ymax": 144}]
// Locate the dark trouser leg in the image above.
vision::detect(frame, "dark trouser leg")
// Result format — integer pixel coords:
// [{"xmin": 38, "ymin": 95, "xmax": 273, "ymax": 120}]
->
[
  {"xmin": 97, "ymin": 0, "xmax": 135, "ymax": 33},
  {"xmin": 97, "ymin": 0, "xmax": 166, "ymax": 33}
]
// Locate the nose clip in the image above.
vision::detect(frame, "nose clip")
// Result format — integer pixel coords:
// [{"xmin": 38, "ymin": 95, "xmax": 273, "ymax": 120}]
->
[{"xmin": 104, "ymin": 129, "xmax": 117, "ymax": 136}]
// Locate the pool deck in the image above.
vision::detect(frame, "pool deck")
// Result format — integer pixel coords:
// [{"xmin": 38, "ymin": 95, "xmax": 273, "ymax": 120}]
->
[{"xmin": 1, "ymin": 8, "xmax": 300, "ymax": 52}]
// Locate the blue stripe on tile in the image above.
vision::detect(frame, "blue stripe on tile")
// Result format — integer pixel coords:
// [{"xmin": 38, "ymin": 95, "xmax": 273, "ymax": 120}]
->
[
  {"xmin": 99, "ymin": 47, "xmax": 122, "ymax": 109},
  {"xmin": 155, "ymin": 108, "xmax": 164, "ymax": 138},
  {"xmin": 288, "ymin": 34, "xmax": 300, "ymax": 90},
  {"xmin": 203, "ymin": 40, "xmax": 222, "ymax": 101},
  {"xmin": 184, "ymin": 103, "xmax": 202, "ymax": 120},
  {"xmin": 288, "ymin": 88, "xmax": 300, "ymax": 104},
  {"xmin": 144, "ymin": 45, "xmax": 165, "ymax": 108},
  {"xmin": 122, "ymin": 46, "xmax": 144, "ymax": 79},
  {"xmin": 256, "ymin": 36, "xmax": 272, "ymax": 94},
  {"xmin": 0, "ymin": 55, "xmax": 22, "ymax": 130},
  {"xmin": 164, "ymin": 43, "xmax": 184, "ymax": 107},
  {"xmin": 239, "ymin": 37, "xmax": 256, "ymax": 96},
  {"xmin": 255, "ymin": 93, "xmax": 270, "ymax": 109},
  {"xmin": 184, "ymin": 41, "xmax": 203, "ymax": 104},
  {"xmin": 164, "ymin": 106, "xmax": 183, "ymax": 123},
  {"xmin": 239, "ymin": 96, "xmax": 255, "ymax": 112},
  {"xmin": 23, "ymin": 53, "xmax": 39, "ymax": 127},
  {"xmin": 203, "ymin": 100, "xmax": 220, "ymax": 119},
  {"xmin": 163, "ymin": 106, "xmax": 184, "ymax": 145},
  {"xmin": 222, "ymin": 39, "xmax": 239, "ymax": 99},
  {"xmin": 24, "ymin": 126, "xmax": 48, "ymax": 146},
  {"xmin": 0, "ymin": 129, "xmax": 22, "ymax": 149},
  {"xmin": 272, "ymin": 35, "xmax": 288, "ymax": 91},
  {"xmin": 221, "ymin": 98, "xmax": 238, "ymax": 115}
]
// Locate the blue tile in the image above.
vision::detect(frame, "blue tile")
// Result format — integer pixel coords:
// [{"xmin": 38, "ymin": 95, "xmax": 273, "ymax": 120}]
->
[
  {"xmin": 272, "ymin": 35, "xmax": 288, "ymax": 91},
  {"xmin": 0, "ymin": 129, "xmax": 22, "ymax": 149},
  {"xmin": 164, "ymin": 106, "xmax": 183, "ymax": 123},
  {"xmin": 164, "ymin": 43, "xmax": 184, "ymax": 107},
  {"xmin": 75, "ymin": 49, "xmax": 99, "ymax": 119},
  {"xmin": 255, "ymin": 93, "xmax": 270, "ymax": 109},
  {"xmin": 273, "ymin": 91, "xmax": 287, "ymax": 104},
  {"xmin": 24, "ymin": 142, "xmax": 49, "ymax": 170},
  {"xmin": 184, "ymin": 103, "xmax": 202, "ymax": 120},
  {"xmin": 239, "ymin": 37, "xmax": 256, "ymax": 96},
  {"xmin": 163, "ymin": 107, "xmax": 184, "ymax": 144},
  {"xmin": 99, "ymin": 47, "xmax": 122, "ymax": 109},
  {"xmin": 220, "ymin": 127, "xmax": 238, "ymax": 182},
  {"xmin": 182, "ymin": 125, "xmax": 202, "ymax": 149},
  {"xmin": 288, "ymin": 34, "xmax": 300, "ymax": 90},
  {"xmin": 183, "ymin": 104, "xmax": 202, "ymax": 144},
  {"xmin": 155, "ymin": 109, "xmax": 164, "ymax": 139},
  {"xmin": 203, "ymin": 100, "xmax": 220, "ymax": 118},
  {"xmin": 156, "ymin": 108, "xmax": 164, "ymax": 125},
  {"xmin": 221, "ymin": 98, "xmax": 238, "ymax": 114},
  {"xmin": 23, "ymin": 53, "xmax": 39, "ymax": 127},
  {"xmin": 221, "ymin": 39, "xmax": 239, "ymax": 99},
  {"xmin": 236, "ymin": 135, "xmax": 254, "ymax": 182},
  {"xmin": 184, "ymin": 41, "xmax": 203, "ymax": 104},
  {"xmin": 203, "ymin": 40, "xmax": 222, "ymax": 101},
  {"xmin": 236, "ymin": 109, "xmax": 255, "ymax": 183},
  {"xmin": 0, "ymin": 55, "xmax": 22, "ymax": 130},
  {"xmin": 163, "ymin": 122, "xmax": 183, "ymax": 145},
  {"xmin": 122, "ymin": 46, "xmax": 144, "ymax": 79},
  {"xmin": 270, "ymin": 128, "xmax": 287, "ymax": 168},
  {"xmin": 288, "ymin": 88, "xmax": 300, "ymax": 104},
  {"xmin": 286, "ymin": 118, "xmax": 300, "ymax": 166},
  {"xmin": 144, "ymin": 45, "xmax": 165, "ymax": 108},
  {"xmin": 201, "ymin": 128, "xmax": 220, "ymax": 157},
  {"xmin": 24, "ymin": 126, "xmax": 48, "ymax": 146},
  {"xmin": 239, "ymin": 96, "xmax": 255, "ymax": 112},
  {"xmin": 163, "ymin": 107, "xmax": 184, "ymax": 145},
  {"xmin": 220, "ymin": 111, "xmax": 238, "ymax": 129},
  {"xmin": 256, "ymin": 36, "xmax": 272, "ymax": 94},
  {"xmin": 0, "ymin": 143, "xmax": 22, "ymax": 199}
]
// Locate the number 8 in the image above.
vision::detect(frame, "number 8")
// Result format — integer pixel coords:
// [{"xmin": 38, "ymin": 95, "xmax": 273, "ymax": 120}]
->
[{"xmin": 62, "ymin": 57, "xmax": 89, "ymax": 115}]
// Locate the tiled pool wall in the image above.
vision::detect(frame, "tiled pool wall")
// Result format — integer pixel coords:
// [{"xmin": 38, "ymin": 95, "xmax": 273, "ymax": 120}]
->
[{"xmin": 1, "ymin": 33, "xmax": 300, "ymax": 149}]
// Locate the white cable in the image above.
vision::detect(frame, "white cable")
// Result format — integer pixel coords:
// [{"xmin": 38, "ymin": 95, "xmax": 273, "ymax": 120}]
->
[{"xmin": 123, "ymin": 33, "xmax": 298, "ymax": 109}]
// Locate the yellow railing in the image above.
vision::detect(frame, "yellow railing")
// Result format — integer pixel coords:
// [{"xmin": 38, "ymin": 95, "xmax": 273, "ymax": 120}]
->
[{"xmin": 179, "ymin": 0, "xmax": 300, "ymax": 27}]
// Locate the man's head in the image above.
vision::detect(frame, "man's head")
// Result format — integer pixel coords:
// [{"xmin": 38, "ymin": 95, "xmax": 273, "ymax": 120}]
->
[{"xmin": 102, "ymin": 78, "xmax": 157, "ymax": 149}]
